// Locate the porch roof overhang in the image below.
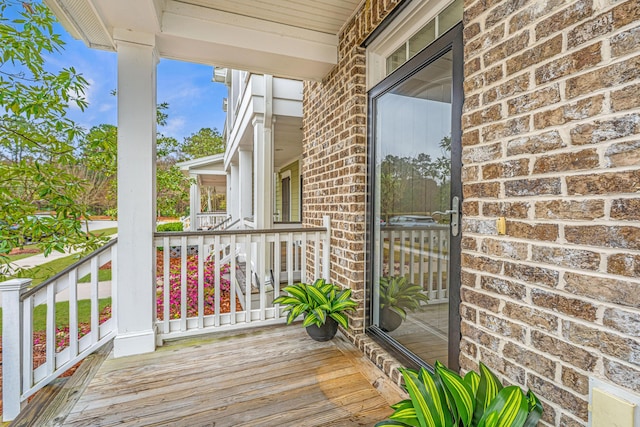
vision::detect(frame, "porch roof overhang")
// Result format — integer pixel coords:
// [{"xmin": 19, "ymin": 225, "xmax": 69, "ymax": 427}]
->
[
  {"xmin": 177, "ymin": 153, "xmax": 226, "ymax": 191},
  {"xmin": 44, "ymin": 0, "xmax": 362, "ymax": 81}
]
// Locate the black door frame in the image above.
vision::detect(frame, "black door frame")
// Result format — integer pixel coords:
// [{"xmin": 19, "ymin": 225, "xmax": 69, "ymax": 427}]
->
[{"xmin": 365, "ymin": 22, "xmax": 464, "ymax": 372}]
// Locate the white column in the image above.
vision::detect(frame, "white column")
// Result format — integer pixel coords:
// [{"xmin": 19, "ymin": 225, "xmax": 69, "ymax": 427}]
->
[
  {"xmin": 113, "ymin": 30, "xmax": 157, "ymax": 358},
  {"xmin": 1, "ymin": 278, "xmax": 30, "ymax": 422},
  {"xmin": 189, "ymin": 174, "xmax": 200, "ymax": 231},
  {"xmin": 253, "ymin": 115, "xmax": 274, "ymax": 229},
  {"xmin": 228, "ymin": 164, "xmax": 238, "ymax": 220},
  {"xmin": 238, "ymin": 149, "xmax": 252, "ymax": 221}
]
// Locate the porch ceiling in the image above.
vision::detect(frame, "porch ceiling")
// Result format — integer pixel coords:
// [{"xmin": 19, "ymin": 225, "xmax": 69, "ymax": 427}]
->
[
  {"xmin": 274, "ymin": 116, "xmax": 303, "ymax": 168},
  {"xmin": 44, "ymin": 0, "xmax": 362, "ymax": 80}
]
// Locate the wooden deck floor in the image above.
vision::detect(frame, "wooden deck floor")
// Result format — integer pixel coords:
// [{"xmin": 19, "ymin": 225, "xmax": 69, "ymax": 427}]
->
[{"xmin": 58, "ymin": 325, "xmax": 403, "ymax": 426}]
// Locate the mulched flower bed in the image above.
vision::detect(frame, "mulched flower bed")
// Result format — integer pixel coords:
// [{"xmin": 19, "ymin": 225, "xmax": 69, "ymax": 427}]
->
[
  {"xmin": 156, "ymin": 250, "xmax": 242, "ymax": 320},
  {"xmin": 8, "ymin": 248, "xmax": 41, "ymax": 255}
]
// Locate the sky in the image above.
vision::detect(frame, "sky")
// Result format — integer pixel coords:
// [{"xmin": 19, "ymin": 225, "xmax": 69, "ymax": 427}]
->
[{"xmin": 49, "ymin": 20, "xmax": 228, "ymax": 143}]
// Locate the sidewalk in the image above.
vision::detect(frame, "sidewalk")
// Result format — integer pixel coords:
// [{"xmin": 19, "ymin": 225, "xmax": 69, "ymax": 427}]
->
[
  {"xmin": 0, "ymin": 220, "xmax": 118, "ymax": 306},
  {"xmin": 10, "ymin": 220, "xmax": 117, "ymax": 270},
  {"xmin": 10, "ymin": 249, "xmax": 79, "ymax": 270}
]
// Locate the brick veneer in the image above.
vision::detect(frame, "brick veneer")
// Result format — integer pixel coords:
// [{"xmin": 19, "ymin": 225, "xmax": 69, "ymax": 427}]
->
[
  {"xmin": 302, "ymin": 0, "xmax": 407, "ymax": 387},
  {"xmin": 303, "ymin": 0, "xmax": 640, "ymax": 424},
  {"xmin": 302, "ymin": 0, "xmax": 404, "ymax": 337},
  {"xmin": 461, "ymin": 0, "xmax": 640, "ymax": 425}
]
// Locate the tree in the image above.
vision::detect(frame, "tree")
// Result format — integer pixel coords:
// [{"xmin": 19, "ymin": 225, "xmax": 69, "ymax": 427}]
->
[
  {"xmin": 78, "ymin": 124, "xmax": 118, "ymax": 214},
  {"xmin": 0, "ymin": 1, "xmax": 105, "ymax": 264},
  {"xmin": 156, "ymin": 161, "xmax": 191, "ymax": 218},
  {"xmin": 180, "ymin": 127, "xmax": 224, "ymax": 160}
]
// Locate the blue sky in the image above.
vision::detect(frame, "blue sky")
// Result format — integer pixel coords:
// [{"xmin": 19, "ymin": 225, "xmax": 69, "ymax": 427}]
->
[{"xmin": 50, "ymin": 23, "xmax": 228, "ymax": 142}]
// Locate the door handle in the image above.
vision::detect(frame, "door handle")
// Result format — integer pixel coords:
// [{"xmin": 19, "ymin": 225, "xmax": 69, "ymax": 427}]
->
[
  {"xmin": 432, "ymin": 196, "xmax": 460, "ymax": 236},
  {"xmin": 450, "ymin": 196, "xmax": 460, "ymax": 237}
]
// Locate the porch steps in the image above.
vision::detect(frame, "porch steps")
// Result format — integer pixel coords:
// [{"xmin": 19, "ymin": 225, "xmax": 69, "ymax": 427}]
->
[{"xmin": 10, "ymin": 340, "xmax": 113, "ymax": 427}]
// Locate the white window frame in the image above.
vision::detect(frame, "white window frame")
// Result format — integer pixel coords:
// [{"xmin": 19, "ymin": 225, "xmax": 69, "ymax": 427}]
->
[{"xmin": 366, "ymin": 0, "xmax": 456, "ymax": 90}]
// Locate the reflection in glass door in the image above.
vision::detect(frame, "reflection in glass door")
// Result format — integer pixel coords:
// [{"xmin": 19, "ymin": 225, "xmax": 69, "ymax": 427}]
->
[{"xmin": 369, "ymin": 27, "xmax": 462, "ymax": 369}]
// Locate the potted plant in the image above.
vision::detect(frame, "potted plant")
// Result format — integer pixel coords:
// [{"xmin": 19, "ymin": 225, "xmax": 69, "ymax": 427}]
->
[
  {"xmin": 379, "ymin": 275, "xmax": 429, "ymax": 332},
  {"xmin": 273, "ymin": 278, "xmax": 358, "ymax": 341},
  {"xmin": 375, "ymin": 360, "xmax": 543, "ymax": 427}
]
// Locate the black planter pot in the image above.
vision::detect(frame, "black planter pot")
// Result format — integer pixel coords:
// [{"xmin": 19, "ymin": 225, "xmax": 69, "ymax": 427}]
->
[
  {"xmin": 380, "ymin": 308, "xmax": 403, "ymax": 332},
  {"xmin": 305, "ymin": 317, "xmax": 339, "ymax": 341}
]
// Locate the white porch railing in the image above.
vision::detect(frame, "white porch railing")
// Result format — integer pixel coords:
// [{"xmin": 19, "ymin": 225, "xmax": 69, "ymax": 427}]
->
[
  {"xmin": 1, "ymin": 239, "xmax": 117, "ymax": 422},
  {"xmin": 196, "ymin": 212, "xmax": 230, "ymax": 230},
  {"xmin": 153, "ymin": 216, "xmax": 330, "ymax": 341},
  {"xmin": 381, "ymin": 225, "xmax": 449, "ymax": 303}
]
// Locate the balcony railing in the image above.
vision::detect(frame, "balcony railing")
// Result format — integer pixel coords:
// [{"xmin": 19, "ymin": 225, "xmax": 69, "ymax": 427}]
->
[
  {"xmin": 1, "ymin": 219, "xmax": 331, "ymax": 421},
  {"xmin": 1, "ymin": 240, "xmax": 117, "ymax": 421},
  {"xmin": 196, "ymin": 212, "xmax": 230, "ymax": 230},
  {"xmin": 381, "ymin": 225, "xmax": 449, "ymax": 303},
  {"xmin": 153, "ymin": 216, "xmax": 331, "ymax": 341}
]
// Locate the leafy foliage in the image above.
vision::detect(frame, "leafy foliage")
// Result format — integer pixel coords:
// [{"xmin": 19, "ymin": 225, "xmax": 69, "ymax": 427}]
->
[
  {"xmin": 272, "ymin": 278, "xmax": 358, "ymax": 328},
  {"xmin": 0, "ymin": 0, "xmax": 106, "ymax": 265},
  {"xmin": 180, "ymin": 127, "xmax": 225, "ymax": 160},
  {"xmin": 376, "ymin": 361, "xmax": 543, "ymax": 427},
  {"xmin": 379, "ymin": 275, "xmax": 429, "ymax": 319},
  {"xmin": 156, "ymin": 222, "xmax": 184, "ymax": 232},
  {"xmin": 380, "ymin": 135, "xmax": 451, "ymax": 221}
]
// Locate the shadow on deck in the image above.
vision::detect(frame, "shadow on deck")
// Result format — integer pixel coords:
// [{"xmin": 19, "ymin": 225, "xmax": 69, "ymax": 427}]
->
[{"xmin": 27, "ymin": 325, "xmax": 404, "ymax": 426}]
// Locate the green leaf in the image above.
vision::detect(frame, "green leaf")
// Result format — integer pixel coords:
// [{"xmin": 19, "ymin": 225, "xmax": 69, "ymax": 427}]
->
[
  {"xmin": 329, "ymin": 311, "xmax": 349, "ymax": 329},
  {"xmin": 478, "ymin": 386, "xmax": 527, "ymax": 427},
  {"xmin": 435, "ymin": 362, "xmax": 474, "ymax": 427},
  {"xmin": 375, "ymin": 420, "xmax": 416, "ymax": 427},
  {"xmin": 473, "ymin": 363, "xmax": 504, "ymax": 424},
  {"xmin": 311, "ymin": 307, "xmax": 327, "ymax": 324},
  {"xmin": 419, "ymin": 367, "xmax": 451, "ymax": 427},
  {"xmin": 402, "ymin": 368, "xmax": 436, "ymax": 427},
  {"xmin": 523, "ymin": 390, "xmax": 543, "ymax": 427},
  {"xmin": 283, "ymin": 284, "xmax": 309, "ymax": 304},
  {"xmin": 302, "ymin": 311, "xmax": 319, "ymax": 327},
  {"xmin": 306, "ymin": 283, "xmax": 329, "ymax": 306},
  {"xmin": 464, "ymin": 371, "xmax": 480, "ymax": 396}
]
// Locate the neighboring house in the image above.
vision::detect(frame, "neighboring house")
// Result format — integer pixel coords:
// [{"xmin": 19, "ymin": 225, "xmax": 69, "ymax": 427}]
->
[
  {"xmin": 219, "ymin": 68, "xmax": 303, "ymax": 228},
  {"xmin": 8, "ymin": 0, "xmax": 637, "ymax": 425},
  {"xmin": 177, "ymin": 153, "xmax": 227, "ymax": 231},
  {"xmin": 179, "ymin": 68, "xmax": 303, "ymax": 230}
]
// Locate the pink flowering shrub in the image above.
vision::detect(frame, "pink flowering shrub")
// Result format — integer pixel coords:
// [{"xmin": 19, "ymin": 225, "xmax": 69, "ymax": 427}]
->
[
  {"xmin": 32, "ymin": 304, "xmax": 113, "ymax": 365},
  {"xmin": 156, "ymin": 251, "xmax": 236, "ymax": 320}
]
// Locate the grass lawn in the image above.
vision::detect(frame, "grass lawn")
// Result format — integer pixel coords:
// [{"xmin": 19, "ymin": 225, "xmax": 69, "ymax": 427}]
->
[
  {"xmin": 16, "ymin": 253, "xmax": 112, "ymax": 287},
  {"xmin": 90, "ymin": 227, "xmax": 118, "ymax": 237},
  {"xmin": 3, "ymin": 227, "xmax": 117, "ymax": 286},
  {"xmin": 0, "ymin": 297, "xmax": 112, "ymax": 333}
]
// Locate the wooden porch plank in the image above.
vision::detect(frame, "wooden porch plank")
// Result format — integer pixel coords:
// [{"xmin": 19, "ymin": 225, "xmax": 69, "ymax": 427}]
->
[
  {"xmin": 11, "ymin": 341, "xmax": 113, "ymax": 427},
  {"xmin": 60, "ymin": 325, "xmax": 401, "ymax": 426},
  {"xmin": 68, "ymin": 352, "xmax": 353, "ymax": 416}
]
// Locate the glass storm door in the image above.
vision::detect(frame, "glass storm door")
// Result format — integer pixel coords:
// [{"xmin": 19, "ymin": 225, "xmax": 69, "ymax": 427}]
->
[{"xmin": 369, "ymin": 24, "xmax": 462, "ymax": 370}]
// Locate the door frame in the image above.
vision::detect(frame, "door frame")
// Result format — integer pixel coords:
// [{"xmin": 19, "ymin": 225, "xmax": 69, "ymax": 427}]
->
[{"xmin": 365, "ymin": 22, "xmax": 463, "ymax": 371}]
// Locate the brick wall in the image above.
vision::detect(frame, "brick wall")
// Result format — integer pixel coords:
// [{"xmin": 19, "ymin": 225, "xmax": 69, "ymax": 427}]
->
[
  {"xmin": 461, "ymin": 0, "xmax": 640, "ymax": 426},
  {"xmin": 302, "ymin": 0, "xmax": 404, "ymax": 335}
]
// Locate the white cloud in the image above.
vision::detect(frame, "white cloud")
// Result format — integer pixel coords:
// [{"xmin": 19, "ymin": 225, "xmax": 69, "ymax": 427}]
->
[
  {"xmin": 98, "ymin": 103, "xmax": 114, "ymax": 113},
  {"xmin": 160, "ymin": 116, "xmax": 187, "ymax": 139}
]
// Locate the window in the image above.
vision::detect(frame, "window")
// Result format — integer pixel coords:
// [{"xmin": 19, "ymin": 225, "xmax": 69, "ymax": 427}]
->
[{"xmin": 367, "ymin": 1, "xmax": 462, "ymax": 370}]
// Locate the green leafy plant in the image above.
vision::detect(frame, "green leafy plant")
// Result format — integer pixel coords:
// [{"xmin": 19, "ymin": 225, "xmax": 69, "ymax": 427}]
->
[
  {"xmin": 157, "ymin": 222, "xmax": 184, "ymax": 232},
  {"xmin": 273, "ymin": 278, "xmax": 358, "ymax": 328},
  {"xmin": 376, "ymin": 361, "xmax": 543, "ymax": 427},
  {"xmin": 380, "ymin": 275, "xmax": 429, "ymax": 319}
]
